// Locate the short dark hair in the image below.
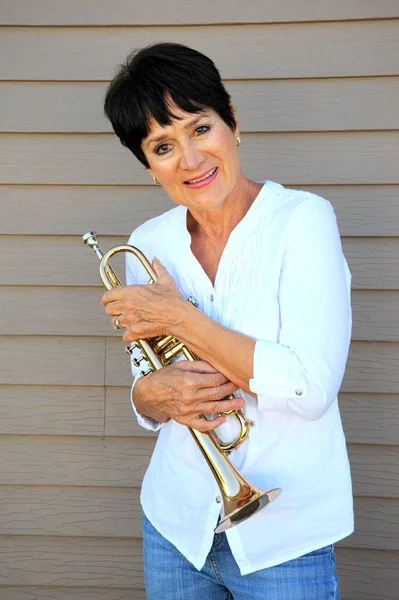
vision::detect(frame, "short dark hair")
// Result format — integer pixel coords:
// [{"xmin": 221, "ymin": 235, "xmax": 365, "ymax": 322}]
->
[{"xmin": 104, "ymin": 43, "xmax": 236, "ymax": 168}]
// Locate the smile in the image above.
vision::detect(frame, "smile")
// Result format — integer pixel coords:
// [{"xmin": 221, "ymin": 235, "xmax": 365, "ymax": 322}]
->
[{"xmin": 185, "ymin": 167, "xmax": 218, "ymax": 185}]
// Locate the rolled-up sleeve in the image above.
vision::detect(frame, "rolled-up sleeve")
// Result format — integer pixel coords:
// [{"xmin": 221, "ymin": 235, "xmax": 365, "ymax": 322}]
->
[{"xmin": 249, "ymin": 198, "xmax": 352, "ymax": 420}]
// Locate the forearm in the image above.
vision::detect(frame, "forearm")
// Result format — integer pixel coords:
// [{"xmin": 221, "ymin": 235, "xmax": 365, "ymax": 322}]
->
[
  {"xmin": 131, "ymin": 361, "xmax": 241, "ymax": 432},
  {"xmin": 174, "ymin": 302, "xmax": 256, "ymax": 395}
]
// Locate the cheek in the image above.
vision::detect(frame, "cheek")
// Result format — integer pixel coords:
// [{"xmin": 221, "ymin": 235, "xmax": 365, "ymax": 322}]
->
[
  {"xmin": 210, "ymin": 133, "xmax": 239, "ymax": 167},
  {"xmin": 152, "ymin": 161, "xmax": 178, "ymax": 185}
]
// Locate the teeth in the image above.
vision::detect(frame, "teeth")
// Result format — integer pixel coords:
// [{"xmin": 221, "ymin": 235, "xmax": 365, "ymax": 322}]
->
[{"xmin": 188, "ymin": 168, "xmax": 216, "ymax": 184}]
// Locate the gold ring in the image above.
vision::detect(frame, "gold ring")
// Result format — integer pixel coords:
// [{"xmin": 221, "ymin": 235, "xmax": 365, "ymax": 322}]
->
[{"xmin": 112, "ymin": 315, "xmax": 122, "ymax": 330}]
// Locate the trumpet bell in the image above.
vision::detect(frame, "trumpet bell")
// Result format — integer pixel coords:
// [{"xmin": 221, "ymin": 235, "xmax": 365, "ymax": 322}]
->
[{"xmin": 215, "ymin": 486, "xmax": 281, "ymax": 533}]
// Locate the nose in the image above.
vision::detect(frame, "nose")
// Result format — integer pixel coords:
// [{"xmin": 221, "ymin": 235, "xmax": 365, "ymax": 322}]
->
[{"xmin": 180, "ymin": 141, "xmax": 203, "ymax": 171}]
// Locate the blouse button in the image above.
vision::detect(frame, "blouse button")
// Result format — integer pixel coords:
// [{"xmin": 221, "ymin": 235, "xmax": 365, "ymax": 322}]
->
[
  {"xmin": 295, "ymin": 388, "xmax": 303, "ymax": 396},
  {"xmin": 210, "ymin": 294, "xmax": 214, "ymax": 302},
  {"xmin": 215, "ymin": 496, "xmax": 222, "ymax": 504}
]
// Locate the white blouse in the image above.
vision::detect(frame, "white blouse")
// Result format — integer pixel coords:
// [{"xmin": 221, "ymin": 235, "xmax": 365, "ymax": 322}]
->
[{"xmin": 126, "ymin": 181, "xmax": 354, "ymax": 575}]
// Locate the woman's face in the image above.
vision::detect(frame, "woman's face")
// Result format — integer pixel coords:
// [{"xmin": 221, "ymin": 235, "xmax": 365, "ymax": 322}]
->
[{"xmin": 142, "ymin": 105, "xmax": 241, "ymax": 214}]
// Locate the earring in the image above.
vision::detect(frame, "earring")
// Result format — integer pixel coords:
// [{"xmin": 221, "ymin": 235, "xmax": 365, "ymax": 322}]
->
[
  {"xmin": 236, "ymin": 136, "xmax": 241, "ymax": 147},
  {"xmin": 152, "ymin": 175, "xmax": 161, "ymax": 185}
]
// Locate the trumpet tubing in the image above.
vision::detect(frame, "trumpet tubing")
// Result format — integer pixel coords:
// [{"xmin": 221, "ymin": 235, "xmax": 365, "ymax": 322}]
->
[{"xmin": 83, "ymin": 231, "xmax": 281, "ymax": 532}]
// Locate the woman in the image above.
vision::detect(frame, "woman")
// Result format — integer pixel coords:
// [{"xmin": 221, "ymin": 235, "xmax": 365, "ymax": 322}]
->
[{"xmin": 101, "ymin": 43, "xmax": 353, "ymax": 599}]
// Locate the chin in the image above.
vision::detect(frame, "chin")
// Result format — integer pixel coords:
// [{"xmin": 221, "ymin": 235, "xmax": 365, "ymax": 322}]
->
[{"xmin": 192, "ymin": 195, "xmax": 225, "ymax": 209}]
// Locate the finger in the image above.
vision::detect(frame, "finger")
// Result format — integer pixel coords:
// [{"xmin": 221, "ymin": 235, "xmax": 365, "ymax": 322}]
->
[
  {"xmin": 176, "ymin": 360, "xmax": 227, "ymax": 381},
  {"xmin": 194, "ymin": 371, "xmax": 233, "ymax": 389},
  {"xmin": 185, "ymin": 360, "xmax": 220, "ymax": 374},
  {"xmin": 101, "ymin": 288, "xmax": 126, "ymax": 306},
  {"xmin": 199, "ymin": 395, "xmax": 245, "ymax": 415},
  {"xmin": 123, "ymin": 330, "xmax": 136, "ymax": 344},
  {"xmin": 173, "ymin": 360, "xmax": 223, "ymax": 376},
  {"xmin": 187, "ymin": 415, "xmax": 226, "ymax": 433},
  {"xmin": 124, "ymin": 330, "xmax": 151, "ymax": 345},
  {"xmin": 173, "ymin": 359, "xmax": 227, "ymax": 385},
  {"xmin": 179, "ymin": 372, "xmax": 230, "ymax": 395},
  {"xmin": 152, "ymin": 257, "xmax": 170, "ymax": 279},
  {"xmin": 104, "ymin": 300, "xmax": 125, "ymax": 316},
  {"xmin": 186, "ymin": 381, "xmax": 238, "ymax": 405}
]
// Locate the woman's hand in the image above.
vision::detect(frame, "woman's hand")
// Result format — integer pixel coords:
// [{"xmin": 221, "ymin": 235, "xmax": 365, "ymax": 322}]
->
[
  {"xmin": 134, "ymin": 360, "xmax": 243, "ymax": 432},
  {"xmin": 101, "ymin": 258, "xmax": 186, "ymax": 343}
]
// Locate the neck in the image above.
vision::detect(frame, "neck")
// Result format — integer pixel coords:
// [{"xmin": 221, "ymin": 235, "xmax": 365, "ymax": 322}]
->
[{"xmin": 187, "ymin": 175, "xmax": 263, "ymax": 240}]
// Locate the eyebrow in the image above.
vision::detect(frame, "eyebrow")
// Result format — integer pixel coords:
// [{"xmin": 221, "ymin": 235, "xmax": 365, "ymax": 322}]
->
[{"xmin": 145, "ymin": 113, "xmax": 209, "ymax": 148}]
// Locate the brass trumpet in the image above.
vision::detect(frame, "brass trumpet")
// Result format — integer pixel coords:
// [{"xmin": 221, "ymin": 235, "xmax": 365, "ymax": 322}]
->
[{"xmin": 83, "ymin": 231, "xmax": 281, "ymax": 532}]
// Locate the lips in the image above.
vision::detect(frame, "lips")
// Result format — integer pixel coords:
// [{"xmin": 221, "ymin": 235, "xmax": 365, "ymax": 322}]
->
[{"xmin": 185, "ymin": 167, "xmax": 217, "ymax": 184}]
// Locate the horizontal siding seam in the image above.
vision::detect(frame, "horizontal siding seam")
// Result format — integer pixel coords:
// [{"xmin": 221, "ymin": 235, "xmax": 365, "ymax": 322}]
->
[{"xmin": 1, "ymin": 18, "xmax": 399, "ymax": 28}]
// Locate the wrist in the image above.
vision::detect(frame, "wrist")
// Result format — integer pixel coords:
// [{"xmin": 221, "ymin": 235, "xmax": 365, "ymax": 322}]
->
[
  {"xmin": 133, "ymin": 377, "xmax": 170, "ymax": 423},
  {"xmin": 172, "ymin": 297, "xmax": 196, "ymax": 338},
  {"xmin": 174, "ymin": 301, "xmax": 215, "ymax": 356}
]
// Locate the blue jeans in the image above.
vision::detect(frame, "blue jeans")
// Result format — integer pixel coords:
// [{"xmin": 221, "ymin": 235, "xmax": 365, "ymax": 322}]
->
[{"xmin": 142, "ymin": 513, "xmax": 340, "ymax": 599}]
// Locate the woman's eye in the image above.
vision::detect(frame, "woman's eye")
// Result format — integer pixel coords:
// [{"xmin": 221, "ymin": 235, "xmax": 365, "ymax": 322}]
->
[
  {"xmin": 196, "ymin": 125, "xmax": 210, "ymax": 135},
  {"xmin": 155, "ymin": 143, "xmax": 170, "ymax": 155}
]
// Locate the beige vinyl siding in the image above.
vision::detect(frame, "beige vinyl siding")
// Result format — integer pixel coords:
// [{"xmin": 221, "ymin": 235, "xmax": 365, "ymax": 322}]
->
[
  {"xmin": 3, "ymin": 289, "xmax": 399, "ymax": 341},
  {"xmin": 2, "ymin": 79, "xmax": 399, "ymax": 133},
  {"xmin": 2, "ymin": 132, "xmax": 399, "ymax": 185},
  {"xmin": 3, "ymin": 236, "xmax": 399, "ymax": 288},
  {"xmin": 1, "ymin": 4, "xmax": 398, "ymax": 599},
  {"xmin": 2, "ymin": 185, "xmax": 399, "ymax": 236},
  {"xmin": 1, "ymin": 490, "xmax": 398, "ymax": 552},
  {"xmin": 1, "ymin": 22, "xmax": 399, "ymax": 80},
  {"xmin": 2, "ymin": 0, "xmax": 399, "ymax": 24}
]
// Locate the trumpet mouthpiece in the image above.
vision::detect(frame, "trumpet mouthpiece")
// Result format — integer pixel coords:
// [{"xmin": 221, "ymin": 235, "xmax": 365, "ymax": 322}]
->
[{"xmin": 82, "ymin": 231, "xmax": 98, "ymax": 247}]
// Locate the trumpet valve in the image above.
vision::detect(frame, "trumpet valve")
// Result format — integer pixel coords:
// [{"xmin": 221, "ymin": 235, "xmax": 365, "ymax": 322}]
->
[
  {"xmin": 141, "ymin": 367, "xmax": 154, "ymax": 376},
  {"xmin": 125, "ymin": 342, "xmax": 140, "ymax": 355},
  {"xmin": 133, "ymin": 355, "xmax": 147, "ymax": 368},
  {"xmin": 163, "ymin": 342, "xmax": 185, "ymax": 363}
]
